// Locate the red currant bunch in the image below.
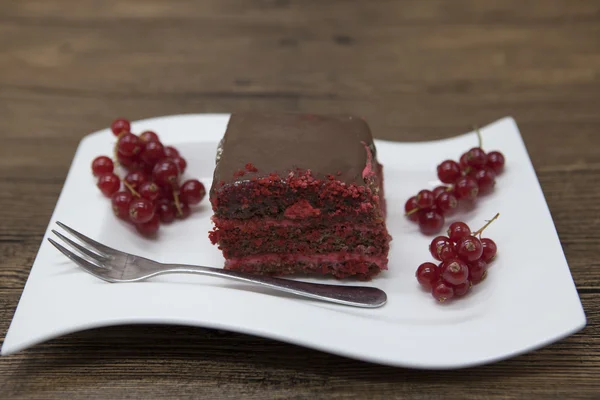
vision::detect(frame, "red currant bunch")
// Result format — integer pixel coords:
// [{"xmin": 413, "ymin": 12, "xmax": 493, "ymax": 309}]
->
[
  {"xmin": 91, "ymin": 118, "xmax": 207, "ymax": 236},
  {"xmin": 416, "ymin": 213, "xmax": 499, "ymax": 302},
  {"xmin": 405, "ymin": 128, "xmax": 505, "ymax": 235}
]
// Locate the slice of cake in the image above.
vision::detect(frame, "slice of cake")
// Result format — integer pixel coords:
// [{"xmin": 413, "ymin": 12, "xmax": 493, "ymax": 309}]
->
[{"xmin": 208, "ymin": 113, "xmax": 391, "ymax": 280}]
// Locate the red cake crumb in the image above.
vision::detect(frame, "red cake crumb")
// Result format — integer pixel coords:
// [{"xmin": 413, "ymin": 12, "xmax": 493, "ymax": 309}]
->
[
  {"xmin": 284, "ymin": 199, "xmax": 321, "ymax": 219},
  {"xmin": 245, "ymin": 163, "xmax": 258, "ymax": 172}
]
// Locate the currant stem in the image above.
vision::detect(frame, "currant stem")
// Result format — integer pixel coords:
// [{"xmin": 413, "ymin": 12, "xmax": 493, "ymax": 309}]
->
[
  {"xmin": 113, "ymin": 131, "xmax": 127, "ymax": 167},
  {"xmin": 472, "ymin": 213, "xmax": 500, "ymax": 237},
  {"xmin": 122, "ymin": 180, "xmax": 140, "ymax": 197},
  {"xmin": 473, "ymin": 125, "xmax": 483, "ymax": 148},
  {"xmin": 173, "ymin": 190, "xmax": 183, "ymax": 216}
]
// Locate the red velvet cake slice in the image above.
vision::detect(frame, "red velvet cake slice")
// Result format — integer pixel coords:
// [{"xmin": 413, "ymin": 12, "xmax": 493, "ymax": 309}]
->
[{"xmin": 209, "ymin": 113, "xmax": 391, "ymax": 280}]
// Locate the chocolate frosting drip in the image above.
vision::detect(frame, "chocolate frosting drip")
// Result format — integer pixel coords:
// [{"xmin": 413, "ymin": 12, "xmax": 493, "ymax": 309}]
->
[{"xmin": 211, "ymin": 113, "xmax": 376, "ymax": 197}]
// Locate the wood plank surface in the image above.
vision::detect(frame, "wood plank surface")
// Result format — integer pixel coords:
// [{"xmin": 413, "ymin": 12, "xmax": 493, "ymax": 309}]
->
[{"xmin": 1, "ymin": 0, "xmax": 599, "ymax": 398}]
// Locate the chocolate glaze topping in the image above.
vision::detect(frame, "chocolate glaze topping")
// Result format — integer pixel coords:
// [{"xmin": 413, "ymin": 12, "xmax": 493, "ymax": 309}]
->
[{"xmin": 210, "ymin": 113, "xmax": 376, "ymax": 197}]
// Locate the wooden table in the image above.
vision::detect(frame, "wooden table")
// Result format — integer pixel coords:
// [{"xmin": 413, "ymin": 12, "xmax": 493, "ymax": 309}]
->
[{"xmin": 1, "ymin": 1, "xmax": 599, "ymax": 398}]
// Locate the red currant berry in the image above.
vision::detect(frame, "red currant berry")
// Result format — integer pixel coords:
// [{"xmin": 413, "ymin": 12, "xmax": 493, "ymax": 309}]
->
[
  {"xmin": 117, "ymin": 133, "xmax": 142, "ymax": 157},
  {"xmin": 465, "ymin": 147, "xmax": 488, "ymax": 169},
  {"xmin": 429, "ymin": 236, "xmax": 452, "ymax": 261},
  {"xmin": 152, "ymin": 159, "xmax": 179, "ymax": 188},
  {"xmin": 404, "ymin": 196, "xmax": 420, "ymax": 222},
  {"xmin": 139, "ymin": 131, "xmax": 160, "ymax": 143},
  {"xmin": 171, "ymin": 156, "xmax": 187, "ymax": 174},
  {"xmin": 176, "ymin": 202, "xmax": 191, "ymax": 219},
  {"xmin": 435, "ymin": 192, "xmax": 458, "ymax": 215},
  {"xmin": 117, "ymin": 152, "xmax": 144, "ymax": 171},
  {"xmin": 91, "ymin": 156, "xmax": 114, "ymax": 176},
  {"xmin": 438, "ymin": 243, "xmax": 457, "ymax": 261},
  {"xmin": 456, "ymin": 236, "xmax": 483, "ymax": 262},
  {"xmin": 433, "ymin": 185, "xmax": 449, "ymax": 199},
  {"xmin": 129, "ymin": 198, "xmax": 155, "ymax": 224},
  {"xmin": 140, "ymin": 141, "xmax": 165, "ymax": 166},
  {"xmin": 437, "ymin": 160, "xmax": 462, "ymax": 184},
  {"xmin": 432, "ymin": 281, "xmax": 454, "ymax": 302},
  {"xmin": 459, "ymin": 153, "xmax": 469, "ymax": 169},
  {"xmin": 124, "ymin": 170, "xmax": 148, "ymax": 190},
  {"xmin": 138, "ymin": 182, "xmax": 161, "ymax": 202},
  {"xmin": 97, "ymin": 173, "xmax": 121, "ymax": 197},
  {"xmin": 164, "ymin": 146, "xmax": 179, "ymax": 158},
  {"xmin": 416, "ymin": 262, "xmax": 440, "ymax": 290},
  {"xmin": 418, "ymin": 210, "xmax": 445, "ymax": 235},
  {"xmin": 481, "ymin": 238, "xmax": 497, "ymax": 263},
  {"xmin": 157, "ymin": 199, "xmax": 177, "ymax": 223},
  {"xmin": 454, "ymin": 176, "xmax": 479, "ymax": 200},
  {"xmin": 487, "ymin": 151, "xmax": 505, "ymax": 174},
  {"xmin": 135, "ymin": 214, "xmax": 160, "ymax": 237},
  {"xmin": 453, "ymin": 281, "xmax": 471, "ymax": 297},
  {"xmin": 447, "ymin": 222, "xmax": 471, "ymax": 242},
  {"xmin": 111, "ymin": 118, "xmax": 131, "ymax": 136},
  {"xmin": 111, "ymin": 191, "xmax": 133, "ymax": 219},
  {"xmin": 416, "ymin": 190, "xmax": 435, "ymax": 209},
  {"xmin": 179, "ymin": 179, "xmax": 205, "ymax": 205},
  {"xmin": 468, "ymin": 259, "xmax": 488, "ymax": 284},
  {"xmin": 440, "ymin": 258, "xmax": 469, "ymax": 285},
  {"xmin": 472, "ymin": 167, "xmax": 496, "ymax": 194}
]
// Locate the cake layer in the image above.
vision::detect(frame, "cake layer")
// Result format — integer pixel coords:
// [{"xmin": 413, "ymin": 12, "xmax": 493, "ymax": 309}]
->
[
  {"xmin": 224, "ymin": 253, "xmax": 387, "ymax": 280},
  {"xmin": 210, "ymin": 222, "xmax": 390, "ymax": 258},
  {"xmin": 211, "ymin": 168, "xmax": 384, "ymax": 220}
]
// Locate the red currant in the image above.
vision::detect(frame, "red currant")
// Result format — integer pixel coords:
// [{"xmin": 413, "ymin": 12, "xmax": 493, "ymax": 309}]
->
[
  {"xmin": 416, "ymin": 262, "xmax": 440, "ymax": 290},
  {"xmin": 164, "ymin": 146, "xmax": 179, "ymax": 158},
  {"xmin": 152, "ymin": 159, "xmax": 179, "ymax": 188},
  {"xmin": 176, "ymin": 202, "xmax": 191, "ymax": 219},
  {"xmin": 97, "ymin": 173, "xmax": 121, "ymax": 197},
  {"xmin": 117, "ymin": 152, "xmax": 144, "ymax": 171},
  {"xmin": 139, "ymin": 131, "xmax": 160, "ymax": 143},
  {"xmin": 433, "ymin": 185, "xmax": 449, "ymax": 199},
  {"xmin": 135, "ymin": 214, "xmax": 160, "ymax": 236},
  {"xmin": 157, "ymin": 199, "xmax": 177, "ymax": 223},
  {"xmin": 438, "ymin": 243, "xmax": 457, "ymax": 261},
  {"xmin": 117, "ymin": 133, "xmax": 142, "ymax": 157},
  {"xmin": 435, "ymin": 192, "xmax": 458, "ymax": 215},
  {"xmin": 454, "ymin": 176, "xmax": 479, "ymax": 200},
  {"xmin": 459, "ymin": 153, "xmax": 469, "ymax": 169},
  {"xmin": 472, "ymin": 167, "xmax": 496, "ymax": 194},
  {"xmin": 429, "ymin": 236, "xmax": 452, "ymax": 261},
  {"xmin": 140, "ymin": 141, "xmax": 165, "ymax": 166},
  {"xmin": 138, "ymin": 182, "xmax": 161, "ymax": 202},
  {"xmin": 453, "ymin": 281, "xmax": 471, "ymax": 297},
  {"xmin": 465, "ymin": 147, "xmax": 488, "ymax": 169},
  {"xmin": 91, "ymin": 156, "xmax": 114, "ymax": 176},
  {"xmin": 468, "ymin": 259, "xmax": 488, "ymax": 284},
  {"xmin": 437, "ymin": 160, "xmax": 462, "ymax": 184},
  {"xmin": 487, "ymin": 151, "xmax": 505, "ymax": 174},
  {"xmin": 179, "ymin": 179, "xmax": 206, "ymax": 205},
  {"xmin": 416, "ymin": 190, "xmax": 435, "ymax": 209},
  {"xmin": 124, "ymin": 170, "xmax": 148, "ymax": 190},
  {"xmin": 456, "ymin": 236, "xmax": 483, "ymax": 262},
  {"xmin": 418, "ymin": 210, "xmax": 444, "ymax": 235},
  {"xmin": 111, "ymin": 118, "xmax": 131, "ymax": 136},
  {"xmin": 404, "ymin": 196, "xmax": 420, "ymax": 222},
  {"xmin": 431, "ymin": 281, "xmax": 454, "ymax": 302},
  {"xmin": 447, "ymin": 222, "xmax": 471, "ymax": 242},
  {"xmin": 481, "ymin": 238, "xmax": 497, "ymax": 263},
  {"xmin": 171, "ymin": 156, "xmax": 187, "ymax": 174},
  {"xmin": 129, "ymin": 198, "xmax": 155, "ymax": 224},
  {"xmin": 440, "ymin": 258, "xmax": 469, "ymax": 285},
  {"xmin": 111, "ymin": 191, "xmax": 133, "ymax": 220}
]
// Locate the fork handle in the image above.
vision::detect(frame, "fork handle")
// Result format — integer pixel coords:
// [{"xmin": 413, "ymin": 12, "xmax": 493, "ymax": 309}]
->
[{"xmin": 161, "ymin": 264, "xmax": 387, "ymax": 308}]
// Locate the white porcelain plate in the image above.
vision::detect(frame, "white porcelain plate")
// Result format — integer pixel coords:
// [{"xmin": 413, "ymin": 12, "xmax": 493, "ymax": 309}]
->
[{"xmin": 2, "ymin": 114, "xmax": 586, "ymax": 369}]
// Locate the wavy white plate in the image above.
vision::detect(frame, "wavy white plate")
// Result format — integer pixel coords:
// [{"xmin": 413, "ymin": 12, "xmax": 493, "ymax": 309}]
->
[{"xmin": 2, "ymin": 114, "xmax": 586, "ymax": 369}]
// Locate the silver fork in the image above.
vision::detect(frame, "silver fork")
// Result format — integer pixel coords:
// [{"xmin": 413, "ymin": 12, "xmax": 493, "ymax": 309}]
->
[{"xmin": 48, "ymin": 221, "xmax": 387, "ymax": 308}]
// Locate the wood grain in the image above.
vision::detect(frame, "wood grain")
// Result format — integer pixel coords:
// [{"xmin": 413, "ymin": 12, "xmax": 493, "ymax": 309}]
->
[{"xmin": 1, "ymin": 0, "xmax": 600, "ymax": 398}]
